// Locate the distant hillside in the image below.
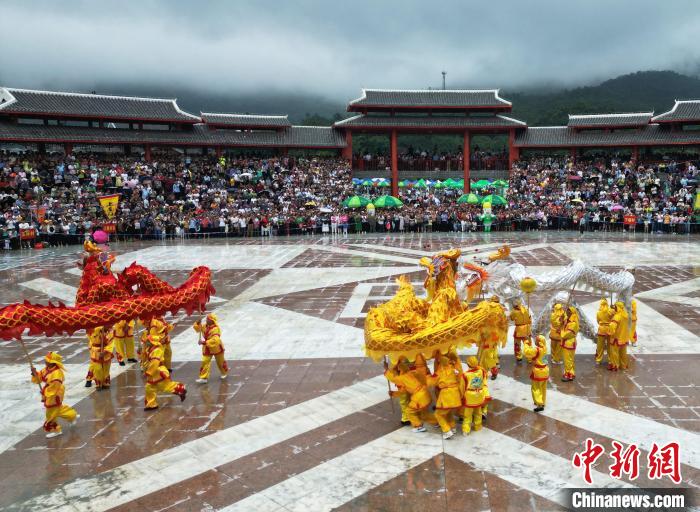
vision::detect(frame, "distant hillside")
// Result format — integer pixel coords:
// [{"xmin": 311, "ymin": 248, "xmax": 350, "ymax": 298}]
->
[{"xmin": 508, "ymin": 71, "xmax": 700, "ymax": 126}]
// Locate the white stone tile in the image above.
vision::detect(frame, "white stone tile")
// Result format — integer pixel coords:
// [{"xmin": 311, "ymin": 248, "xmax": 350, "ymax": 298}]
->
[
  {"xmin": 13, "ymin": 376, "xmax": 389, "ymax": 512},
  {"xmin": 492, "ymin": 375, "xmax": 700, "ymax": 469}
]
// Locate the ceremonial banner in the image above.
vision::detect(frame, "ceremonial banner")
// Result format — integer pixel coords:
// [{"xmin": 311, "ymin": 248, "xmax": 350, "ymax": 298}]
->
[
  {"xmin": 30, "ymin": 207, "xmax": 46, "ymax": 224},
  {"xmin": 19, "ymin": 228, "xmax": 36, "ymax": 240},
  {"xmin": 102, "ymin": 222, "xmax": 117, "ymax": 234},
  {"xmin": 623, "ymin": 214, "xmax": 637, "ymax": 226},
  {"xmin": 98, "ymin": 194, "xmax": 120, "ymax": 219}
]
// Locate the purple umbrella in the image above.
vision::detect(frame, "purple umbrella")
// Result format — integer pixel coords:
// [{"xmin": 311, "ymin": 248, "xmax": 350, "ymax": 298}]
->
[{"xmin": 611, "ymin": 204, "xmax": 624, "ymax": 211}]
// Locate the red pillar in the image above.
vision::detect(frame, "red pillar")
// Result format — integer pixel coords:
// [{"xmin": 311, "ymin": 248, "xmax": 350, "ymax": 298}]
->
[
  {"xmin": 507, "ymin": 129, "xmax": 519, "ymax": 176},
  {"xmin": 463, "ymin": 131, "xmax": 471, "ymax": 192},
  {"xmin": 280, "ymin": 147, "xmax": 289, "ymax": 157},
  {"xmin": 144, "ymin": 144, "xmax": 152, "ymax": 162},
  {"xmin": 341, "ymin": 130, "xmax": 352, "ymax": 160},
  {"xmin": 570, "ymin": 147, "xmax": 578, "ymax": 163},
  {"xmin": 64, "ymin": 143, "xmax": 73, "ymax": 156},
  {"xmin": 632, "ymin": 146, "xmax": 639, "ymax": 162},
  {"xmin": 390, "ymin": 129, "xmax": 398, "ymax": 197}
]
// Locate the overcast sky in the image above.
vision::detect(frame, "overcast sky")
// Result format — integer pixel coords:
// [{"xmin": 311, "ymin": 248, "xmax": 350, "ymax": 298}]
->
[{"xmin": 2, "ymin": 0, "xmax": 699, "ymax": 100}]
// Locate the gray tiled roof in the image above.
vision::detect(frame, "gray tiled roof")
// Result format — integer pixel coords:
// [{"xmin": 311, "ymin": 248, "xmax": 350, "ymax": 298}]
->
[
  {"xmin": 651, "ymin": 100, "xmax": 700, "ymax": 123},
  {"xmin": 0, "ymin": 122, "xmax": 345, "ymax": 148},
  {"xmin": 348, "ymin": 89, "xmax": 511, "ymax": 109},
  {"xmin": 567, "ymin": 112, "xmax": 652, "ymax": 128},
  {"xmin": 334, "ymin": 114, "xmax": 525, "ymax": 129},
  {"xmin": 200, "ymin": 112, "xmax": 291, "ymax": 128},
  {"xmin": 0, "ymin": 87, "xmax": 200, "ymax": 123},
  {"xmin": 514, "ymin": 124, "xmax": 700, "ymax": 147}
]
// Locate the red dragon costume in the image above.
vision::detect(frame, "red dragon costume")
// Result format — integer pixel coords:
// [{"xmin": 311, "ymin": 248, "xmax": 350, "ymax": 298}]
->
[{"xmin": 0, "ymin": 241, "xmax": 215, "ymax": 340}]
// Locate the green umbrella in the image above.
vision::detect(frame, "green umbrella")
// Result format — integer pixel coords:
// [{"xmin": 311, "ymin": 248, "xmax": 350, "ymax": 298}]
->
[
  {"xmin": 378, "ymin": 180, "xmax": 391, "ymax": 187},
  {"xmin": 342, "ymin": 195, "xmax": 372, "ymax": 208},
  {"xmin": 480, "ymin": 194, "xmax": 507, "ymax": 206},
  {"xmin": 433, "ymin": 180, "xmax": 446, "ymax": 189},
  {"xmin": 448, "ymin": 179, "xmax": 463, "ymax": 189},
  {"xmin": 361, "ymin": 179, "xmax": 373, "ymax": 186},
  {"xmin": 414, "ymin": 179, "xmax": 428, "ymax": 189},
  {"xmin": 472, "ymin": 179, "xmax": 492, "ymax": 190},
  {"xmin": 492, "ymin": 179, "xmax": 509, "ymax": 188},
  {"xmin": 398, "ymin": 180, "xmax": 407, "ymax": 188},
  {"xmin": 457, "ymin": 193, "xmax": 480, "ymax": 204},
  {"xmin": 373, "ymin": 195, "xmax": 404, "ymax": 208},
  {"xmin": 443, "ymin": 178, "xmax": 457, "ymax": 188}
]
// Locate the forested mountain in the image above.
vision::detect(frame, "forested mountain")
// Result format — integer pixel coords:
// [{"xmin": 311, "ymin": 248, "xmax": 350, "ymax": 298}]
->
[{"xmin": 508, "ymin": 71, "xmax": 700, "ymax": 126}]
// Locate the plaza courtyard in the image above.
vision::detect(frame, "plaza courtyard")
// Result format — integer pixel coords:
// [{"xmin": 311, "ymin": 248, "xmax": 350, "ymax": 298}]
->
[{"xmin": 0, "ymin": 231, "xmax": 698, "ymax": 511}]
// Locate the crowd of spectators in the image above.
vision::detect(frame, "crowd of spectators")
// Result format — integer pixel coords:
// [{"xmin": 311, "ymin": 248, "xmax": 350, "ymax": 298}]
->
[
  {"xmin": 354, "ymin": 147, "xmax": 508, "ymax": 172},
  {"xmin": 0, "ymin": 150, "xmax": 697, "ymax": 249}
]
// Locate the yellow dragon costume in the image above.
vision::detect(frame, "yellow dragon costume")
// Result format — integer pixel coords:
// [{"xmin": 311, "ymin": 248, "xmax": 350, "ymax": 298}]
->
[{"xmin": 364, "ymin": 249, "xmax": 508, "ymax": 363}]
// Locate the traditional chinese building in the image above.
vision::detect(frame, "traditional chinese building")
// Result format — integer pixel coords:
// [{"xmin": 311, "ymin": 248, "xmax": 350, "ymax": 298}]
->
[{"xmin": 1, "ymin": 86, "xmax": 699, "ymax": 194}]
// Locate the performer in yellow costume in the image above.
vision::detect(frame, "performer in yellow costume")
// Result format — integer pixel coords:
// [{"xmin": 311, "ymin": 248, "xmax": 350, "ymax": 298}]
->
[
  {"xmin": 390, "ymin": 357, "xmax": 412, "ymax": 425},
  {"xmin": 478, "ymin": 329, "xmax": 500, "ymax": 380},
  {"xmin": 461, "ymin": 356, "xmax": 486, "ymax": 435},
  {"xmin": 427, "ymin": 355, "xmax": 463, "ymax": 440},
  {"xmin": 87, "ymin": 326, "xmax": 114, "ymax": 389},
  {"xmin": 143, "ymin": 332, "xmax": 187, "ymax": 410},
  {"xmin": 595, "ymin": 299, "xmax": 614, "ymax": 365},
  {"xmin": 560, "ymin": 306, "xmax": 579, "ymax": 382},
  {"xmin": 113, "ymin": 319, "xmax": 136, "ymax": 366},
  {"xmin": 148, "ymin": 317, "xmax": 174, "ymax": 372},
  {"xmin": 509, "ymin": 298, "xmax": 532, "ymax": 363},
  {"xmin": 608, "ymin": 301, "xmax": 631, "ymax": 371},
  {"xmin": 193, "ymin": 313, "xmax": 229, "ymax": 383},
  {"xmin": 32, "ymin": 352, "xmax": 79, "ymax": 438},
  {"xmin": 522, "ymin": 335, "xmax": 549, "ymax": 412},
  {"xmin": 549, "ymin": 303, "xmax": 565, "ymax": 365},
  {"xmin": 384, "ymin": 360, "xmax": 434, "ymax": 432},
  {"xmin": 630, "ymin": 299, "xmax": 638, "ymax": 347}
]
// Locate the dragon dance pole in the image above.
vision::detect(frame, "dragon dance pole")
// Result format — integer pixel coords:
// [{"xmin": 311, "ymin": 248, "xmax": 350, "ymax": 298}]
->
[
  {"xmin": 18, "ymin": 338, "xmax": 42, "ymax": 391},
  {"xmin": 383, "ymin": 356, "xmax": 395, "ymax": 414}
]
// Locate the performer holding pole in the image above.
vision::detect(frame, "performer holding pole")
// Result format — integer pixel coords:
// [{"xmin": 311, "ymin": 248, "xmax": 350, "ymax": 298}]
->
[
  {"xmin": 143, "ymin": 331, "xmax": 187, "ymax": 410},
  {"xmin": 560, "ymin": 306, "xmax": 579, "ymax": 382},
  {"xmin": 595, "ymin": 298, "xmax": 614, "ymax": 365},
  {"xmin": 31, "ymin": 352, "xmax": 79, "ymax": 438},
  {"xmin": 193, "ymin": 313, "xmax": 229, "ymax": 384},
  {"xmin": 522, "ymin": 335, "xmax": 549, "ymax": 412}
]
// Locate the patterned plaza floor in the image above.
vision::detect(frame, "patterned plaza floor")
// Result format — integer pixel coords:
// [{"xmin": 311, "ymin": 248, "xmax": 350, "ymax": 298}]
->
[{"xmin": 0, "ymin": 231, "xmax": 698, "ymax": 511}]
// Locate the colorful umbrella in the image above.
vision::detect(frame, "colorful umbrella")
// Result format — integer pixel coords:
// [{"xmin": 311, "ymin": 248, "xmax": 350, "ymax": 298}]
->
[
  {"xmin": 342, "ymin": 196, "xmax": 372, "ymax": 208},
  {"xmin": 433, "ymin": 180, "xmax": 446, "ymax": 189},
  {"xmin": 414, "ymin": 179, "xmax": 428, "ymax": 189},
  {"xmin": 472, "ymin": 179, "xmax": 492, "ymax": 189},
  {"xmin": 361, "ymin": 179, "xmax": 373, "ymax": 186},
  {"xmin": 611, "ymin": 204, "xmax": 624, "ymax": 211},
  {"xmin": 378, "ymin": 181, "xmax": 391, "ymax": 187},
  {"xmin": 304, "ymin": 201, "xmax": 317, "ymax": 207},
  {"xmin": 480, "ymin": 194, "xmax": 507, "ymax": 206},
  {"xmin": 398, "ymin": 180, "xmax": 407, "ymax": 188},
  {"xmin": 373, "ymin": 195, "xmax": 404, "ymax": 208},
  {"xmin": 457, "ymin": 193, "xmax": 480, "ymax": 204}
]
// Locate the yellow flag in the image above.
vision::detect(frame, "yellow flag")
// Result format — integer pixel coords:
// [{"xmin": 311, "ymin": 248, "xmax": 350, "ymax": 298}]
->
[
  {"xmin": 98, "ymin": 194, "xmax": 120, "ymax": 220},
  {"xmin": 695, "ymin": 191, "xmax": 700, "ymax": 211}
]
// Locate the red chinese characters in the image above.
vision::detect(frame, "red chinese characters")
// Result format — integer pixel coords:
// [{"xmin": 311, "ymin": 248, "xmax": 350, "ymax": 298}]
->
[
  {"xmin": 648, "ymin": 442, "xmax": 682, "ymax": 484},
  {"xmin": 609, "ymin": 441, "xmax": 640, "ymax": 480},
  {"xmin": 573, "ymin": 438, "xmax": 605, "ymax": 485}
]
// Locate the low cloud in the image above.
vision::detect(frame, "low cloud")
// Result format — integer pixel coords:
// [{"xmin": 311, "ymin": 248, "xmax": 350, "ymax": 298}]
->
[{"xmin": 2, "ymin": 0, "xmax": 699, "ymax": 100}]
